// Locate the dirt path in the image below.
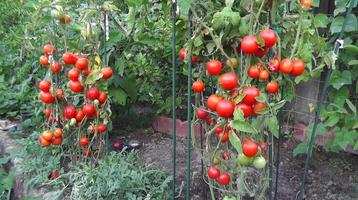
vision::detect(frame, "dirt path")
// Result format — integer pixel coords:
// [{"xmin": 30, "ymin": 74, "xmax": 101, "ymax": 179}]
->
[{"xmin": 113, "ymin": 128, "xmax": 358, "ymax": 200}]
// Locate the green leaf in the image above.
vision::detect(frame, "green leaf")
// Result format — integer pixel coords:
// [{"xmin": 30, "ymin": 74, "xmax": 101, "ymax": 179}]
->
[
  {"xmin": 267, "ymin": 116, "xmax": 279, "ymax": 138},
  {"xmin": 193, "ymin": 35, "xmax": 203, "ymax": 47},
  {"xmin": 230, "ymin": 120, "xmax": 258, "ymax": 134},
  {"xmin": 0, "ymin": 156, "xmax": 10, "ymax": 164},
  {"xmin": 293, "ymin": 141, "xmax": 308, "ymax": 156},
  {"xmin": 354, "ymin": 142, "xmax": 358, "ymax": 150},
  {"xmin": 229, "ymin": 131, "xmax": 242, "ymax": 154},
  {"xmin": 312, "ymin": 0, "xmax": 320, "ymax": 7},
  {"xmin": 118, "ymin": 75, "xmax": 138, "ymax": 101},
  {"xmin": 329, "ymin": 70, "xmax": 352, "ymax": 89},
  {"xmin": 255, "ymin": 94, "xmax": 266, "ymax": 103},
  {"xmin": 348, "ymin": 60, "xmax": 358, "ymax": 66},
  {"xmin": 343, "ymin": 44, "xmax": 358, "ymax": 55},
  {"xmin": 109, "ymin": 87, "xmax": 127, "ymax": 105},
  {"xmin": 233, "ymin": 109, "xmax": 244, "ymax": 121},
  {"xmin": 271, "ymin": 100, "xmax": 286, "ymax": 111},
  {"xmin": 178, "ymin": 0, "xmax": 193, "ymax": 17},
  {"xmin": 324, "ymin": 113, "xmax": 340, "ymax": 127},
  {"xmin": 314, "ymin": 14, "xmax": 329, "ymax": 28},
  {"xmin": 330, "ymin": 14, "xmax": 358, "ymax": 33},
  {"xmin": 225, "ymin": 0, "xmax": 235, "ymax": 8},
  {"xmin": 115, "ymin": 57, "xmax": 125, "ymax": 76},
  {"xmin": 85, "ymin": 70, "xmax": 103, "ymax": 84},
  {"xmin": 346, "ymin": 99, "xmax": 357, "ymax": 115}
]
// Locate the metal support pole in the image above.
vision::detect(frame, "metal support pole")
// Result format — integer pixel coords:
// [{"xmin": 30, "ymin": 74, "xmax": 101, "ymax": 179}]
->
[
  {"xmin": 298, "ymin": 0, "xmax": 356, "ymax": 199},
  {"xmin": 273, "ymin": 109, "xmax": 282, "ymax": 200},
  {"xmin": 185, "ymin": 9, "xmax": 193, "ymax": 200},
  {"xmin": 171, "ymin": 1, "xmax": 177, "ymax": 199},
  {"xmin": 103, "ymin": 12, "xmax": 109, "ymax": 155}
]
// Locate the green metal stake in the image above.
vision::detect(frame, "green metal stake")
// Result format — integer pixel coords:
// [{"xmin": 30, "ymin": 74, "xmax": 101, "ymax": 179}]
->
[
  {"xmin": 103, "ymin": 12, "xmax": 109, "ymax": 155},
  {"xmin": 185, "ymin": 9, "xmax": 193, "ymax": 200},
  {"xmin": 171, "ymin": 1, "xmax": 177, "ymax": 199},
  {"xmin": 298, "ymin": 1, "xmax": 356, "ymax": 199}
]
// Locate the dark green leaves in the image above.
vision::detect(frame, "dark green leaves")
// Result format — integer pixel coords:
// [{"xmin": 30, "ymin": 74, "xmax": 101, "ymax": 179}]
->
[
  {"xmin": 231, "ymin": 120, "xmax": 258, "ymax": 134},
  {"xmin": 229, "ymin": 131, "xmax": 242, "ymax": 154},
  {"xmin": 314, "ymin": 14, "xmax": 329, "ymax": 28},
  {"xmin": 329, "ymin": 70, "xmax": 352, "ymax": 89},
  {"xmin": 293, "ymin": 141, "xmax": 308, "ymax": 156},
  {"xmin": 330, "ymin": 14, "xmax": 358, "ymax": 33}
]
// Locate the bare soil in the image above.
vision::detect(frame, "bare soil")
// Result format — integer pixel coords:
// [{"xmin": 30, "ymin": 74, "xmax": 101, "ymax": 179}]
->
[{"xmin": 112, "ymin": 128, "xmax": 358, "ymax": 200}]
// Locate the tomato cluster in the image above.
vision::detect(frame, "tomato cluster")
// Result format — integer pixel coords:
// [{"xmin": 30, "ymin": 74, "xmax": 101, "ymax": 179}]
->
[
  {"xmin": 182, "ymin": 27, "xmax": 306, "ymax": 190},
  {"xmin": 37, "ymin": 43, "xmax": 113, "ymax": 156}
]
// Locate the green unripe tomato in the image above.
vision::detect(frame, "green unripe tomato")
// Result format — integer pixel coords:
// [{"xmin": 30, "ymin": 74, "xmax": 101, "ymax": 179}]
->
[
  {"xmin": 253, "ymin": 156, "xmax": 266, "ymax": 169},
  {"xmin": 93, "ymin": 99, "xmax": 99, "ymax": 107},
  {"xmin": 64, "ymin": 124, "xmax": 70, "ymax": 130},
  {"xmin": 237, "ymin": 154, "xmax": 252, "ymax": 166},
  {"xmin": 223, "ymin": 196, "xmax": 236, "ymax": 200},
  {"xmin": 70, "ymin": 118, "xmax": 77, "ymax": 126}
]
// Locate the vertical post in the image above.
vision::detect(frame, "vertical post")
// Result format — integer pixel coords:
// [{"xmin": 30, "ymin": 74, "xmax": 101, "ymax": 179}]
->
[
  {"xmin": 103, "ymin": 12, "xmax": 109, "ymax": 155},
  {"xmin": 298, "ymin": 0, "xmax": 356, "ymax": 199},
  {"xmin": 185, "ymin": 9, "xmax": 193, "ymax": 200},
  {"xmin": 171, "ymin": 1, "xmax": 177, "ymax": 199},
  {"xmin": 273, "ymin": 109, "xmax": 282, "ymax": 200}
]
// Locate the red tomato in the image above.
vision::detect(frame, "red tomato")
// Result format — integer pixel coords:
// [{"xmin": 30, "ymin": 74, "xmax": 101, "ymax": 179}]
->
[
  {"xmin": 42, "ymin": 131, "xmax": 53, "ymax": 141},
  {"xmin": 254, "ymin": 47, "xmax": 268, "ymax": 58},
  {"xmin": 215, "ymin": 127, "xmax": 223, "ymax": 136},
  {"xmin": 241, "ymin": 35, "xmax": 259, "ymax": 54},
  {"xmin": 221, "ymin": 150, "xmax": 231, "ymax": 160},
  {"xmin": 62, "ymin": 52, "xmax": 76, "ymax": 65},
  {"xmin": 69, "ymin": 81, "xmax": 83, "ymax": 93},
  {"xmin": 259, "ymin": 140, "xmax": 267, "ymax": 154},
  {"xmin": 242, "ymin": 139, "xmax": 258, "ymax": 157},
  {"xmin": 86, "ymin": 87, "xmax": 100, "ymax": 100},
  {"xmin": 219, "ymin": 131, "xmax": 229, "ymax": 142},
  {"xmin": 51, "ymin": 62, "xmax": 62, "ymax": 73},
  {"xmin": 44, "ymin": 108, "xmax": 51, "ymax": 117},
  {"xmin": 266, "ymin": 80, "xmax": 279, "ymax": 94},
  {"xmin": 49, "ymin": 171, "xmax": 60, "ymax": 180},
  {"xmin": 268, "ymin": 58, "xmax": 280, "ymax": 72},
  {"xmin": 279, "ymin": 58, "xmax": 293, "ymax": 74},
  {"xmin": 82, "ymin": 69, "xmax": 91, "ymax": 76},
  {"xmin": 82, "ymin": 149, "xmax": 91, "ymax": 156},
  {"xmin": 259, "ymin": 70, "xmax": 269, "ymax": 81},
  {"xmin": 63, "ymin": 105, "xmax": 77, "ymax": 119},
  {"xmin": 291, "ymin": 58, "xmax": 305, "ymax": 76},
  {"xmin": 52, "ymin": 136, "xmax": 63, "ymax": 145},
  {"xmin": 218, "ymin": 72, "xmax": 238, "ymax": 90},
  {"xmin": 40, "ymin": 92, "xmax": 54, "ymax": 104},
  {"xmin": 93, "ymin": 123, "xmax": 107, "ymax": 134},
  {"xmin": 236, "ymin": 103, "xmax": 252, "ymax": 118},
  {"xmin": 253, "ymin": 102, "xmax": 267, "ymax": 115},
  {"xmin": 53, "ymin": 128, "xmax": 62, "ymax": 138},
  {"xmin": 300, "ymin": 0, "xmax": 312, "ymax": 9},
  {"xmin": 242, "ymin": 87, "xmax": 260, "ymax": 105},
  {"xmin": 75, "ymin": 58, "xmax": 89, "ymax": 70},
  {"xmin": 101, "ymin": 67, "xmax": 113, "ymax": 79},
  {"xmin": 206, "ymin": 60, "xmax": 222, "ymax": 75},
  {"xmin": 259, "ymin": 29, "xmax": 277, "ymax": 48},
  {"xmin": 40, "ymin": 55, "xmax": 49, "ymax": 65},
  {"xmin": 216, "ymin": 100, "xmax": 235, "ymax": 118},
  {"xmin": 79, "ymin": 136, "xmax": 89, "ymax": 147},
  {"xmin": 207, "ymin": 94, "xmax": 222, "ymax": 111},
  {"xmin": 67, "ymin": 68, "xmax": 80, "ymax": 81},
  {"xmin": 39, "ymin": 136, "xmax": 51, "ymax": 147},
  {"xmin": 247, "ymin": 66, "xmax": 260, "ymax": 78},
  {"xmin": 59, "ymin": 15, "xmax": 71, "ymax": 24},
  {"xmin": 38, "ymin": 80, "xmax": 51, "ymax": 92},
  {"xmin": 56, "ymin": 88, "xmax": 63, "ymax": 100},
  {"xmin": 192, "ymin": 80, "xmax": 205, "ymax": 93},
  {"xmin": 207, "ymin": 166, "xmax": 221, "ymax": 179},
  {"xmin": 98, "ymin": 92, "xmax": 107, "ymax": 104},
  {"xmin": 76, "ymin": 110, "xmax": 85, "ymax": 122},
  {"xmin": 179, "ymin": 48, "xmax": 187, "ymax": 61},
  {"xmin": 196, "ymin": 108, "xmax": 208, "ymax": 120},
  {"xmin": 82, "ymin": 103, "xmax": 97, "ymax": 118},
  {"xmin": 218, "ymin": 173, "xmax": 231, "ymax": 185},
  {"xmin": 43, "ymin": 44, "xmax": 55, "ymax": 55}
]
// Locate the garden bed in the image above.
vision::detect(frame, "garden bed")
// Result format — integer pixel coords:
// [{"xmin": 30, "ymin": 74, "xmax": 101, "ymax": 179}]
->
[{"xmin": 113, "ymin": 127, "xmax": 358, "ymax": 200}]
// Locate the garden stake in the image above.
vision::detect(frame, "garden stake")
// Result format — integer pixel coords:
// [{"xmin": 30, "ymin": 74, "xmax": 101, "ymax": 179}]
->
[
  {"xmin": 171, "ymin": 1, "xmax": 177, "ymax": 199},
  {"xmin": 185, "ymin": 9, "xmax": 193, "ymax": 200},
  {"xmin": 298, "ymin": 0, "xmax": 356, "ymax": 199},
  {"xmin": 103, "ymin": 12, "xmax": 109, "ymax": 155},
  {"xmin": 273, "ymin": 108, "xmax": 282, "ymax": 200}
]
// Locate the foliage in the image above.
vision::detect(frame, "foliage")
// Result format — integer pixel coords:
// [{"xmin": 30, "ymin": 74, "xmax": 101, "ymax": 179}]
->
[
  {"xmin": 294, "ymin": 0, "xmax": 358, "ymax": 155},
  {"xmin": 0, "ymin": 155, "xmax": 14, "ymax": 200},
  {"xmin": 67, "ymin": 152, "xmax": 172, "ymax": 200}
]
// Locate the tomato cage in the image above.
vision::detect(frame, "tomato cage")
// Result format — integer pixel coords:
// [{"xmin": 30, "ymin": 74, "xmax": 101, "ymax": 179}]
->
[{"xmin": 168, "ymin": 1, "xmax": 356, "ymax": 200}]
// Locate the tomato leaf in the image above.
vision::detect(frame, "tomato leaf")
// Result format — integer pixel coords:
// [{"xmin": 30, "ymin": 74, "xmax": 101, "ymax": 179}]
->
[
  {"xmin": 346, "ymin": 99, "xmax": 357, "ymax": 115},
  {"xmin": 85, "ymin": 70, "xmax": 103, "ymax": 85},
  {"xmin": 255, "ymin": 94, "xmax": 267, "ymax": 103},
  {"xmin": 354, "ymin": 142, "xmax": 358, "ymax": 151},
  {"xmin": 293, "ymin": 141, "xmax": 308, "ymax": 157},
  {"xmin": 329, "ymin": 70, "xmax": 352, "ymax": 90},
  {"xmin": 233, "ymin": 109, "xmax": 244, "ymax": 121},
  {"xmin": 271, "ymin": 100, "xmax": 286, "ymax": 111},
  {"xmin": 229, "ymin": 131, "xmax": 242, "ymax": 154},
  {"xmin": 230, "ymin": 120, "xmax": 258, "ymax": 134},
  {"xmin": 348, "ymin": 60, "xmax": 358, "ymax": 66},
  {"xmin": 330, "ymin": 15, "xmax": 358, "ymax": 33},
  {"xmin": 267, "ymin": 116, "xmax": 279, "ymax": 138},
  {"xmin": 314, "ymin": 14, "xmax": 329, "ymax": 28},
  {"xmin": 324, "ymin": 113, "xmax": 340, "ymax": 127},
  {"xmin": 109, "ymin": 86, "xmax": 127, "ymax": 105},
  {"xmin": 343, "ymin": 44, "xmax": 358, "ymax": 55}
]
